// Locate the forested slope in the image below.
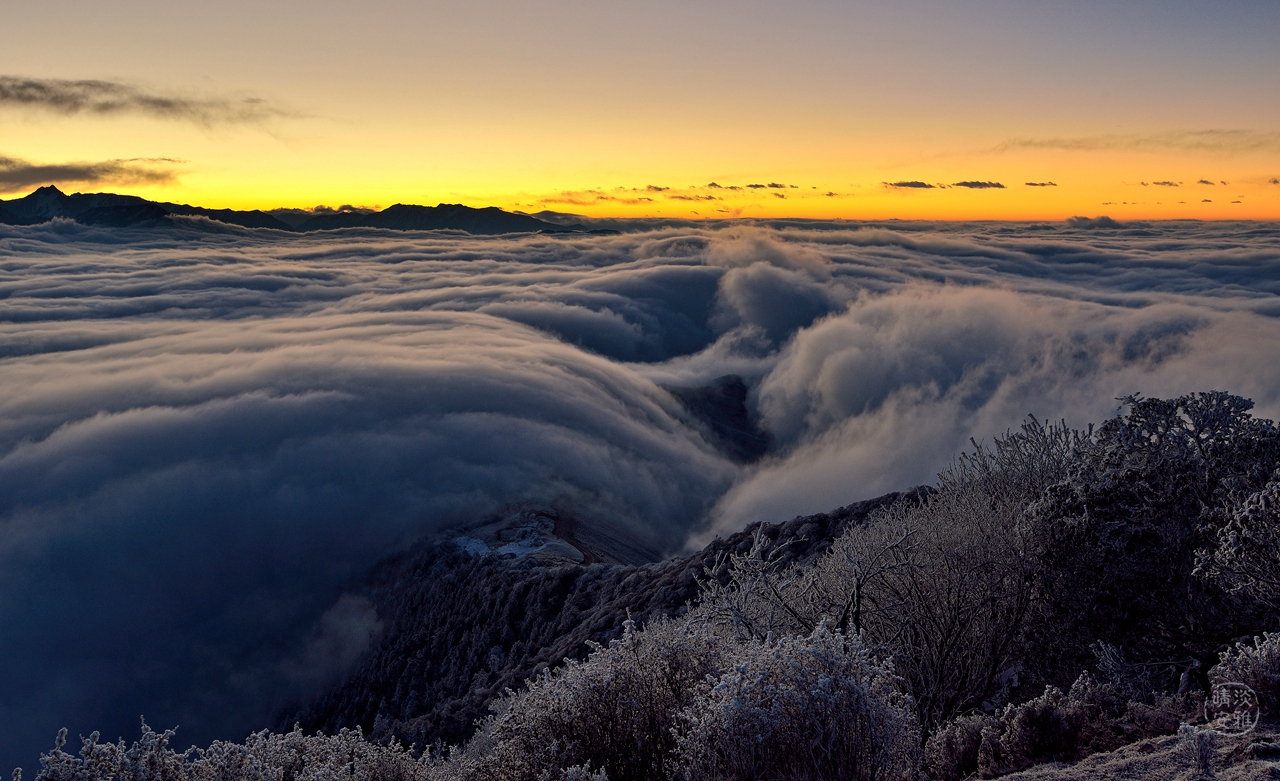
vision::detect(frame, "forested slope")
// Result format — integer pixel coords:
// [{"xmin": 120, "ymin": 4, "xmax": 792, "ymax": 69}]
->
[{"xmin": 284, "ymin": 492, "xmax": 909, "ymax": 747}]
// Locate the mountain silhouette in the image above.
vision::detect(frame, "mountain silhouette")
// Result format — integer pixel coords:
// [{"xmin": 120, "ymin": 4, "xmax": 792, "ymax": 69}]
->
[
  {"xmin": 0, "ymin": 186, "xmax": 585, "ymax": 234},
  {"xmin": 294, "ymin": 203, "xmax": 583, "ymax": 234}
]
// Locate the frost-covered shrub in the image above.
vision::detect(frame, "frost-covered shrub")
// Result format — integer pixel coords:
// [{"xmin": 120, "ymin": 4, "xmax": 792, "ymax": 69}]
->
[
  {"xmin": 923, "ymin": 713, "xmax": 995, "ymax": 781},
  {"xmin": 1210, "ymin": 633, "xmax": 1280, "ymax": 713},
  {"xmin": 977, "ymin": 686, "xmax": 1074, "ymax": 777},
  {"xmin": 963, "ymin": 673, "xmax": 1176, "ymax": 778},
  {"xmin": 672, "ymin": 624, "xmax": 919, "ymax": 781},
  {"xmin": 228, "ymin": 726, "xmax": 436, "ymax": 781},
  {"xmin": 457, "ymin": 617, "xmax": 725, "ymax": 781},
  {"xmin": 1179, "ymin": 724, "xmax": 1218, "ymax": 781},
  {"xmin": 31, "ymin": 721, "xmax": 435, "ymax": 781},
  {"xmin": 35, "ymin": 723, "xmax": 193, "ymax": 781},
  {"xmin": 1089, "ymin": 641, "xmax": 1186, "ymax": 705}
]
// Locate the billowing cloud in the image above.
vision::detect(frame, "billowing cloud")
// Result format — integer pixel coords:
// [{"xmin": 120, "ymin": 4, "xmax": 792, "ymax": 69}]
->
[
  {"xmin": 0, "ymin": 154, "xmax": 181, "ymax": 193},
  {"xmin": 1, "ymin": 218, "xmax": 1279, "ymax": 770},
  {"xmin": 952, "ymin": 181, "xmax": 1005, "ymax": 189},
  {"xmin": 0, "ymin": 76, "xmax": 287, "ymax": 125},
  {"xmin": 1064, "ymin": 215, "xmax": 1121, "ymax": 228}
]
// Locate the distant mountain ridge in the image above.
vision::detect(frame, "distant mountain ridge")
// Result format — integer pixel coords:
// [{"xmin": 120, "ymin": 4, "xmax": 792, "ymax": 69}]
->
[{"xmin": 0, "ymin": 186, "xmax": 586, "ymax": 234}]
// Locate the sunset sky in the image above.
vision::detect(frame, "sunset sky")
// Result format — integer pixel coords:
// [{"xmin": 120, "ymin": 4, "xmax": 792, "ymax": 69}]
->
[{"xmin": 2, "ymin": 0, "xmax": 1278, "ymax": 219}]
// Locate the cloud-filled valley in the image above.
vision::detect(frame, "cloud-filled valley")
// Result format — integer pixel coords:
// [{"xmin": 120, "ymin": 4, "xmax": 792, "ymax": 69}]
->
[{"xmin": 1, "ymin": 217, "xmax": 1279, "ymax": 769}]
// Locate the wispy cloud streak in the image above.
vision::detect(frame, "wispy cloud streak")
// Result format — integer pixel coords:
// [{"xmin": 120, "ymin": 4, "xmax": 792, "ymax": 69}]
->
[
  {"xmin": 997, "ymin": 129, "xmax": 1280, "ymax": 155},
  {"xmin": 0, "ymin": 76, "xmax": 289, "ymax": 125}
]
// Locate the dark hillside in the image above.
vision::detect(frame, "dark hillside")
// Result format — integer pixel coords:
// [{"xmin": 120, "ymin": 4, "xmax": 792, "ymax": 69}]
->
[{"xmin": 283, "ymin": 491, "xmax": 910, "ymax": 747}]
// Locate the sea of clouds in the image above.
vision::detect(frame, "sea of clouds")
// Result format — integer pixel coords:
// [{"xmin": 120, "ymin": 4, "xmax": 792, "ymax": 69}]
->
[{"xmin": 1, "ymin": 215, "xmax": 1278, "ymax": 769}]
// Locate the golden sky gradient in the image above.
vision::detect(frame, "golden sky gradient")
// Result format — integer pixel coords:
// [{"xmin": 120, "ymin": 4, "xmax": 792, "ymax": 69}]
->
[{"xmin": 2, "ymin": 0, "xmax": 1278, "ymax": 220}]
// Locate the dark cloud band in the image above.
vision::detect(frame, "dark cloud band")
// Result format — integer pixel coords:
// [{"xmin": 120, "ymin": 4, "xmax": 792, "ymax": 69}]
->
[
  {"xmin": 0, "ymin": 154, "xmax": 181, "ymax": 193},
  {"xmin": 0, "ymin": 76, "xmax": 287, "ymax": 125}
]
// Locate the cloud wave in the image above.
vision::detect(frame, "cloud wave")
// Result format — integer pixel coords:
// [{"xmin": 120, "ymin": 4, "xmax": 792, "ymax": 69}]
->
[{"xmin": 0, "ymin": 217, "xmax": 1278, "ymax": 769}]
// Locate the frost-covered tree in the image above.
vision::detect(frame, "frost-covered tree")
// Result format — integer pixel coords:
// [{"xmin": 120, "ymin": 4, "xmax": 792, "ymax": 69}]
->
[
  {"xmin": 454, "ymin": 617, "xmax": 725, "ymax": 781},
  {"xmin": 1197, "ymin": 471, "xmax": 1280, "ymax": 610},
  {"xmin": 1026, "ymin": 392, "xmax": 1280, "ymax": 687},
  {"xmin": 701, "ymin": 417, "xmax": 1084, "ymax": 733},
  {"xmin": 672, "ymin": 624, "xmax": 919, "ymax": 781}
]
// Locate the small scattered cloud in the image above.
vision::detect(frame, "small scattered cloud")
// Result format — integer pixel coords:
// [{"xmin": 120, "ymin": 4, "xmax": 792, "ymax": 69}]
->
[
  {"xmin": 540, "ymin": 189, "xmax": 654, "ymax": 206},
  {"xmin": 1025, "ymin": 182, "xmax": 1057, "ymax": 187},
  {"xmin": 1152, "ymin": 181, "xmax": 1179, "ymax": 187},
  {"xmin": 825, "ymin": 192, "xmax": 837, "ymax": 197},
  {"xmin": 0, "ymin": 75, "xmax": 289, "ymax": 126},
  {"xmin": 773, "ymin": 193, "xmax": 786, "ymax": 199},
  {"xmin": 1271, "ymin": 178, "xmax": 1280, "ymax": 185},
  {"xmin": 667, "ymin": 194, "xmax": 718, "ymax": 201},
  {"xmin": 952, "ymin": 181, "xmax": 1005, "ymax": 189},
  {"xmin": 885, "ymin": 181, "xmax": 935, "ymax": 189},
  {"xmin": 706, "ymin": 182, "xmax": 723, "ymax": 189},
  {"xmin": 646, "ymin": 185, "xmax": 669, "ymax": 192},
  {"xmin": 0, "ymin": 153, "xmax": 181, "ymax": 194},
  {"xmin": 1197, "ymin": 179, "xmax": 1215, "ymax": 185},
  {"xmin": 767, "ymin": 183, "xmax": 786, "ymax": 189},
  {"xmin": 747, "ymin": 183, "xmax": 767, "ymax": 189},
  {"xmin": 1202, "ymin": 199, "xmax": 1213, "ymax": 203}
]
